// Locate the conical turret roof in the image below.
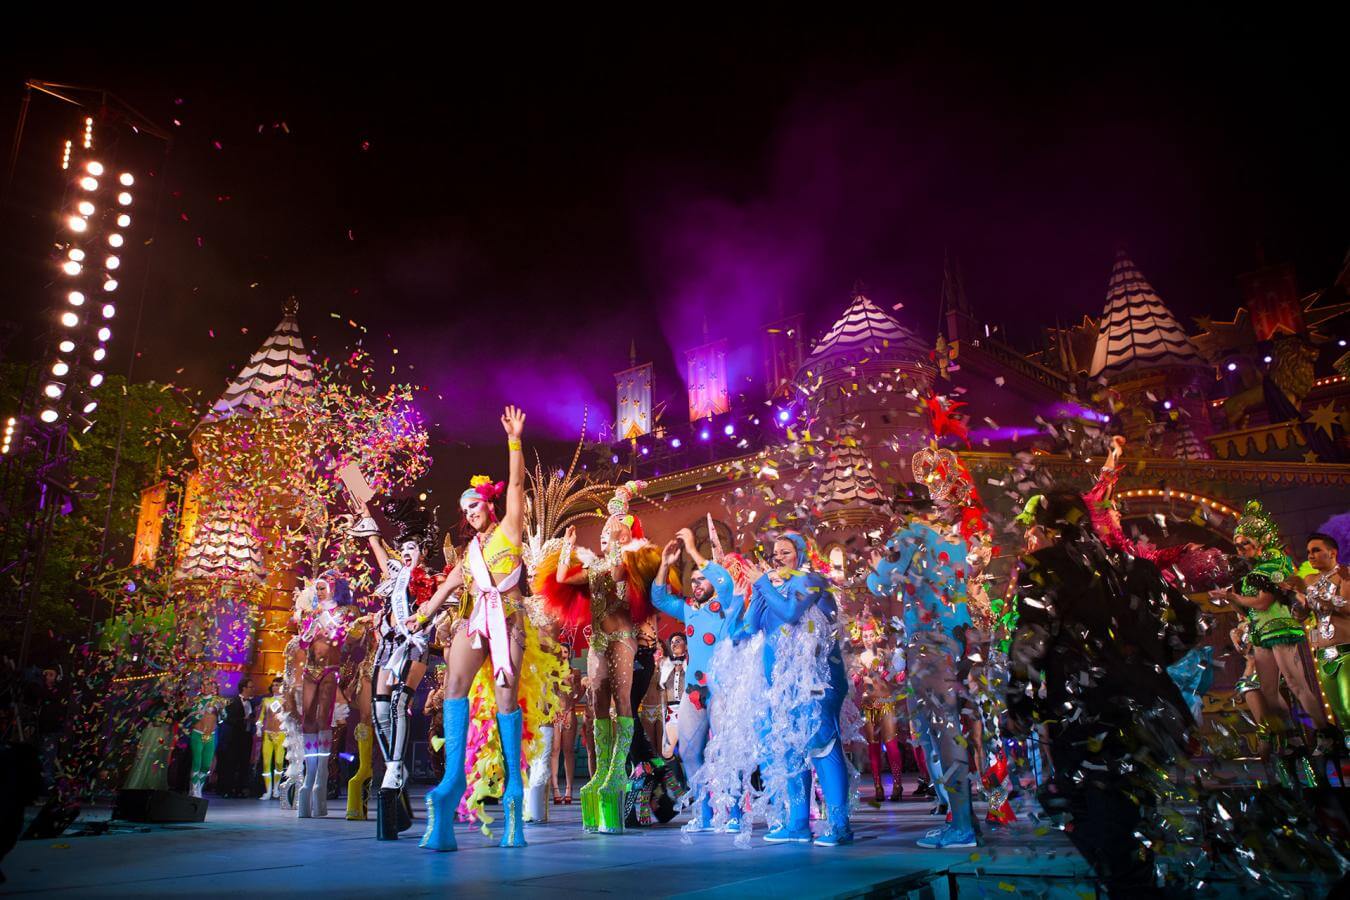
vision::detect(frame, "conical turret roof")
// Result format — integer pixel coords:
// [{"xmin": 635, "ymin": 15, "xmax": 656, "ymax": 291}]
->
[
  {"xmin": 806, "ymin": 291, "xmax": 928, "ymax": 371},
  {"xmin": 201, "ymin": 298, "xmax": 314, "ymax": 423},
  {"xmin": 1089, "ymin": 251, "xmax": 1203, "ymax": 379}
]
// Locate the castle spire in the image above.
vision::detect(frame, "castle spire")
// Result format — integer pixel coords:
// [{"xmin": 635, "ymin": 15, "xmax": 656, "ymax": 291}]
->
[
  {"xmin": 1089, "ymin": 250, "xmax": 1202, "ymax": 379},
  {"xmin": 201, "ymin": 299, "xmax": 315, "ymax": 423}
]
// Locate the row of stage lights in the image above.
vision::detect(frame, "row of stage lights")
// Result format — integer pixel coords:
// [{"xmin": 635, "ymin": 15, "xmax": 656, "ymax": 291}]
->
[
  {"xmin": 40, "ymin": 118, "xmax": 135, "ymax": 429},
  {"xmin": 610, "ymin": 406, "xmax": 798, "ymax": 464}
]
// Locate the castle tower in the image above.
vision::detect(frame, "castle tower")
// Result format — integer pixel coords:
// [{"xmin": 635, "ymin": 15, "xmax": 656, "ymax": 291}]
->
[
  {"xmin": 1089, "ymin": 251, "xmax": 1213, "ymax": 459},
  {"xmin": 798, "ymin": 288, "xmax": 933, "ymax": 540},
  {"xmin": 174, "ymin": 298, "xmax": 316, "ymax": 692}
]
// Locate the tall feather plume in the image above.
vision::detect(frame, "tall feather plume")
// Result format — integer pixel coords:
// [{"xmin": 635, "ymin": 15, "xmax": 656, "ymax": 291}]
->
[{"xmin": 523, "ymin": 409, "xmax": 615, "ymax": 575}]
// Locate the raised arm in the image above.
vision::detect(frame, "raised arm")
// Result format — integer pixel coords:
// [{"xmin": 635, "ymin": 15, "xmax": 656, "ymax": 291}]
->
[
  {"xmin": 677, "ymin": 527, "xmax": 707, "ymax": 569},
  {"xmin": 556, "ymin": 525, "xmax": 590, "ymax": 586},
  {"xmin": 355, "ymin": 499, "xmax": 393, "ymax": 579},
  {"xmin": 500, "ymin": 405, "xmax": 526, "ymax": 545},
  {"xmin": 651, "ymin": 540, "xmax": 686, "ymax": 620}
]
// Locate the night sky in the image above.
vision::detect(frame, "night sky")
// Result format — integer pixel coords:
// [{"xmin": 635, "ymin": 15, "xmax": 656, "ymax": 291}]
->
[{"xmin": 2, "ymin": 19, "xmax": 1346, "ymax": 502}]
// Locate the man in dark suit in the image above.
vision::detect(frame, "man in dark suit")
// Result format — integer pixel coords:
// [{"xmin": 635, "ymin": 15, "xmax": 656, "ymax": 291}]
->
[{"xmin": 217, "ymin": 681, "xmax": 259, "ymax": 798}]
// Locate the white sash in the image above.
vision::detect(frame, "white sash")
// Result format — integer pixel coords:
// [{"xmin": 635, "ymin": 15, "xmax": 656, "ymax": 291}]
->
[
  {"xmin": 380, "ymin": 562, "xmax": 426, "ymax": 677},
  {"xmin": 466, "ymin": 535, "xmax": 521, "ymax": 686}
]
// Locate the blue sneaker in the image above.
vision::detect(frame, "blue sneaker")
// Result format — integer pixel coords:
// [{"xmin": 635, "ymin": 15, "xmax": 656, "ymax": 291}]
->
[
  {"xmin": 814, "ymin": 827, "xmax": 854, "ymax": 847},
  {"xmin": 915, "ymin": 826, "xmax": 978, "ymax": 849},
  {"xmin": 763, "ymin": 824, "xmax": 812, "ymax": 843}
]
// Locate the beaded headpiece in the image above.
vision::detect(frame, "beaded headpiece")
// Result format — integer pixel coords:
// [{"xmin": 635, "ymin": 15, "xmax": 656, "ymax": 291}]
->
[
  {"xmin": 604, "ymin": 480, "xmax": 647, "ymax": 539},
  {"xmin": 1234, "ymin": 500, "xmax": 1280, "ymax": 549}
]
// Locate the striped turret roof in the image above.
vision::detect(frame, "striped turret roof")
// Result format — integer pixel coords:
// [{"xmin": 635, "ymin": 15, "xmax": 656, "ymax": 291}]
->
[
  {"xmin": 201, "ymin": 298, "xmax": 314, "ymax": 423},
  {"xmin": 176, "ymin": 495, "xmax": 264, "ymax": 582},
  {"xmin": 813, "ymin": 425, "xmax": 885, "ymax": 511},
  {"xmin": 1089, "ymin": 252, "xmax": 1203, "ymax": 379},
  {"xmin": 806, "ymin": 292, "xmax": 929, "ymax": 370}
]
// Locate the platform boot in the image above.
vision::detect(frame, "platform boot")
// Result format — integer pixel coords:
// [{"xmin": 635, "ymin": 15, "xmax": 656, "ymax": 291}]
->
[
  {"xmin": 497, "ymin": 707, "xmax": 528, "ymax": 847},
  {"xmin": 420, "ymin": 697, "xmax": 468, "ymax": 851}
]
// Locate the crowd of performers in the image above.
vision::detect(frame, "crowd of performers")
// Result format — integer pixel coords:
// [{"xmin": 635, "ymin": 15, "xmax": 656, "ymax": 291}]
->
[{"xmin": 171, "ymin": 408, "xmax": 1349, "ymax": 892}]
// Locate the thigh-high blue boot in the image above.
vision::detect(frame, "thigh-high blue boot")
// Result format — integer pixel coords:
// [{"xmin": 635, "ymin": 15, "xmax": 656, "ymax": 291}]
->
[
  {"xmin": 497, "ymin": 707, "xmax": 527, "ymax": 848},
  {"xmin": 420, "ymin": 697, "xmax": 468, "ymax": 851}
]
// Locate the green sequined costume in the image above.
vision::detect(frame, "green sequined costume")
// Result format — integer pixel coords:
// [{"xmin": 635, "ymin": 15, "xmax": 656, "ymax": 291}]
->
[{"xmin": 1242, "ymin": 550, "xmax": 1302, "ymax": 648}]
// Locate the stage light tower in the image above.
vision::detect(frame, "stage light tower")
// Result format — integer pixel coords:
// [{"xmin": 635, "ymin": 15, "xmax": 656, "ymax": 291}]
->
[{"xmin": 39, "ymin": 124, "xmax": 136, "ymax": 430}]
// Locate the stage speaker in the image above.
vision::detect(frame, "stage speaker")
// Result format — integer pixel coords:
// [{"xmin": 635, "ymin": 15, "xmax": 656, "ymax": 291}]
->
[{"xmin": 113, "ymin": 789, "xmax": 208, "ymax": 823}]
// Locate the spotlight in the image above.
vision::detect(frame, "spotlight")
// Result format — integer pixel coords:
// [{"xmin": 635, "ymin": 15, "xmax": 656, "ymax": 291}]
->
[
  {"xmin": 777, "ymin": 409, "xmax": 790, "ymax": 423},
  {"xmin": 40, "ymin": 409, "xmax": 59, "ymax": 424},
  {"xmin": 1163, "ymin": 400, "xmax": 1173, "ymax": 410},
  {"xmin": 89, "ymin": 372, "xmax": 104, "ymax": 387},
  {"xmin": 611, "ymin": 454, "xmax": 620, "ymax": 464},
  {"xmin": 108, "ymin": 233, "xmax": 123, "ymax": 248},
  {"xmin": 79, "ymin": 176, "xmax": 98, "ymax": 191},
  {"xmin": 116, "ymin": 214, "xmax": 131, "ymax": 228},
  {"xmin": 723, "ymin": 423, "xmax": 735, "ymax": 436},
  {"xmin": 77, "ymin": 200, "xmax": 95, "ymax": 216},
  {"xmin": 82, "ymin": 400, "xmax": 98, "ymax": 414},
  {"xmin": 67, "ymin": 216, "xmax": 88, "ymax": 233},
  {"xmin": 86, "ymin": 161, "xmax": 104, "ymax": 176},
  {"xmin": 60, "ymin": 311, "xmax": 80, "ymax": 327},
  {"xmin": 105, "ymin": 255, "xmax": 120, "ymax": 270},
  {"xmin": 68, "ymin": 248, "xmax": 86, "ymax": 262},
  {"xmin": 103, "ymin": 279, "xmax": 118, "ymax": 292},
  {"xmin": 43, "ymin": 382, "xmax": 65, "ymax": 399},
  {"xmin": 102, "ymin": 303, "xmax": 115, "ymax": 318},
  {"xmin": 68, "ymin": 291, "xmax": 85, "ymax": 306},
  {"xmin": 92, "ymin": 347, "xmax": 106, "ymax": 362},
  {"xmin": 62, "ymin": 260, "xmax": 82, "ymax": 275},
  {"xmin": 1225, "ymin": 362, "xmax": 1237, "ymax": 372},
  {"xmin": 118, "ymin": 173, "xmax": 134, "ymax": 186},
  {"xmin": 58, "ymin": 340, "xmax": 76, "ymax": 353},
  {"xmin": 1263, "ymin": 355, "xmax": 1272, "ymax": 364},
  {"xmin": 640, "ymin": 446, "xmax": 650, "ymax": 456},
  {"xmin": 116, "ymin": 192, "xmax": 133, "ymax": 206},
  {"xmin": 1340, "ymin": 339, "xmax": 1347, "ymax": 348},
  {"xmin": 670, "ymin": 437, "xmax": 682, "ymax": 449},
  {"xmin": 97, "ymin": 327, "xmax": 111, "ymax": 341},
  {"xmin": 700, "ymin": 429, "xmax": 711, "ymax": 441},
  {"xmin": 51, "ymin": 361, "xmax": 69, "ymax": 376}
]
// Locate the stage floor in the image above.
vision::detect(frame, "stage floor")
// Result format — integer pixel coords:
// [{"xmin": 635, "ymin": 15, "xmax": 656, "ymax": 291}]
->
[
  {"xmin": 5, "ymin": 782, "xmax": 1099, "ymax": 899},
  {"xmin": 2, "ymin": 779, "xmax": 1331, "ymax": 898}
]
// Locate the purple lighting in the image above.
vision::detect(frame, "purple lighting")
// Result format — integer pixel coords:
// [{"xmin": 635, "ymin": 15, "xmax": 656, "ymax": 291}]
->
[
  {"xmin": 640, "ymin": 446, "xmax": 650, "ymax": 455},
  {"xmin": 777, "ymin": 409, "xmax": 790, "ymax": 423},
  {"xmin": 670, "ymin": 437, "xmax": 682, "ymax": 449},
  {"xmin": 1163, "ymin": 400, "xmax": 1173, "ymax": 410},
  {"xmin": 611, "ymin": 454, "xmax": 620, "ymax": 463},
  {"xmin": 700, "ymin": 429, "xmax": 711, "ymax": 441},
  {"xmin": 1226, "ymin": 362, "xmax": 1237, "ymax": 372},
  {"xmin": 723, "ymin": 423, "xmax": 735, "ymax": 436}
]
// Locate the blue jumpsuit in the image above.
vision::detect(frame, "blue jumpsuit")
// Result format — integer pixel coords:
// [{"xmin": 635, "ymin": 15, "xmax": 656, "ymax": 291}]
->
[
  {"xmin": 746, "ymin": 565, "xmax": 853, "ymax": 843},
  {"xmin": 651, "ymin": 562, "xmax": 742, "ymax": 827},
  {"xmin": 868, "ymin": 520, "xmax": 975, "ymax": 835}
]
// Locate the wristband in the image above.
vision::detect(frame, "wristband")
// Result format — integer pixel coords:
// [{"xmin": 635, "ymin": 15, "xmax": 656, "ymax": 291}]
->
[
  {"xmin": 416, "ymin": 612, "xmax": 429, "ymax": 626},
  {"xmin": 508, "ymin": 438, "xmax": 522, "ymax": 452}
]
